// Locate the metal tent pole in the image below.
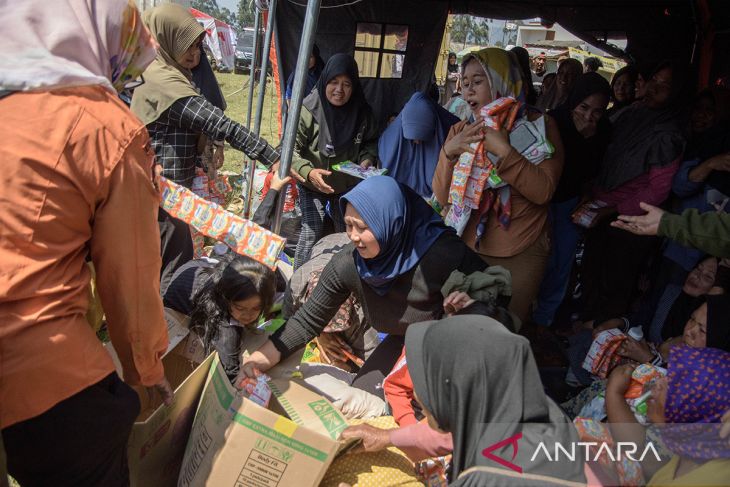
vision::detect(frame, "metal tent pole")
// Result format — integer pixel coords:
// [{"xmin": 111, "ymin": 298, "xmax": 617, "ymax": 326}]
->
[
  {"xmin": 252, "ymin": 0, "xmax": 277, "ymax": 136},
  {"xmin": 272, "ymin": 0, "xmax": 321, "ymax": 234},
  {"xmin": 242, "ymin": 7, "xmax": 262, "ymax": 218}
]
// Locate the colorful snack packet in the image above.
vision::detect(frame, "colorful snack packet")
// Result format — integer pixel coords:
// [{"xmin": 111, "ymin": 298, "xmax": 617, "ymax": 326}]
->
[
  {"xmin": 332, "ymin": 161, "xmax": 388, "ymax": 179},
  {"xmin": 159, "ymin": 177, "xmax": 285, "ymax": 269}
]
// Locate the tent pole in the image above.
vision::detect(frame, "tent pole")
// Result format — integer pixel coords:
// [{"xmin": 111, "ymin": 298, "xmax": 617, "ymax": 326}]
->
[
  {"xmin": 272, "ymin": 0, "xmax": 321, "ymax": 235},
  {"xmin": 242, "ymin": 7, "xmax": 262, "ymax": 218},
  {"xmin": 253, "ymin": 0, "xmax": 277, "ymax": 136}
]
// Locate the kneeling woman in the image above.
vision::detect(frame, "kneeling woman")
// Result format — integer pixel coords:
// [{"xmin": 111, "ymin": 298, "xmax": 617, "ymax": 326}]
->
[
  {"xmin": 163, "ymin": 254, "xmax": 276, "ymax": 381},
  {"xmin": 239, "ymin": 176, "xmax": 488, "ymax": 394}
]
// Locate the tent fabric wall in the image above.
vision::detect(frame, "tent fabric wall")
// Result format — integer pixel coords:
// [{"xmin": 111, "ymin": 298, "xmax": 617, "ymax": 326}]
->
[
  {"xmin": 191, "ymin": 7, "xmax": 237, "ymax": 70},
  {"xmin": 275, "ymin": 0, "xmax": 449, "ymax": 125}
]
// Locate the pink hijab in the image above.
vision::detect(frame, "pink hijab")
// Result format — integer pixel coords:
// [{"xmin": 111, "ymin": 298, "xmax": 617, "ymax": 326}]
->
[{"xmin": 0, "ymin": 0, "xmax": 156, "ymax": 93}]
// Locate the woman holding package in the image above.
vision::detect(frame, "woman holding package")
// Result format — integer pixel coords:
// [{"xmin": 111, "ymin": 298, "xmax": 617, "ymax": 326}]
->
[
  {"xmin": 532, "ymin": 73, "xmax": 612, "ymax": 327},
  {"xmin": 239, "ymin": 176, "xmax": 488, "ymax": 395},
  {"xmin": 131, "ymin": 4, "xmax": 280, "ymax": 286},
  {"xmin": 378, "ymin": 91, "xmax": 460, "ymax": 198},
  {"xmin": 432, "ymin": 48, "xmax": 565, "ymax": 323},
  {"xmin": 291, "ymin": 54, "xmax": 379, "ymax": 269}
]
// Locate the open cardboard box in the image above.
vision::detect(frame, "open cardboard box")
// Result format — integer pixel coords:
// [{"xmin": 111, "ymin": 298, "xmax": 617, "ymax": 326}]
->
[
  {"xmin": 106, "ymin": 308, "xmax": 214, "ymax": 487},
  {"xmin": 178, "ymin": 333, "xmax": 355, "ymax": 487}
]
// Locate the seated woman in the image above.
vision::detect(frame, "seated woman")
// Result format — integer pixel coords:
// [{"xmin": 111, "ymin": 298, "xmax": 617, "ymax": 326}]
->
[
  {"xmin": 576, "ymin": 61, "xmax": 688, "ymax": 320},
  {"xmin": 533, "ymin": 73, "xmax": 612, "ymax": 327},
  {"xmin": 341, "ymin": 315, "xmax": 587, "ymax": 485},
  {"xmin": 563, "ymin": 295, "xmax": 730, "ymax": 419},
  {"xmin": 605, "ymin": 346, "xmax": 730, "ymax": 485},
  {"xmin": 291, "ymin": 54, "xmax": 379, "ymax": 269},
  {"xmin": 162, "ymin": 253, "xmax": 276, "ymax": 382},
  {"xmin": 239, "ymin": 176, "xmax": 488, "ymax": 396},
  {"xmin": 606, "ymin": 65, "xmax": 638, "ymax": 122},
  {"xmin": 378, "ymin": 92, "xmax": 460, "ymax": 198},
  {"xmin": 432, "ymin": 47, "xmax": 565, "ymax": 323}
]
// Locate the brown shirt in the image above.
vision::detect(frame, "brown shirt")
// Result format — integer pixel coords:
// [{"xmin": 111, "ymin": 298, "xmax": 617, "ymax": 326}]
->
[
  {"xmin": 0, "ymin": 87, "xmax": 168, "ymax": 428},
  {"xmin": 432, "ymin": 114, "xmax": 564, "ymax": 257}
]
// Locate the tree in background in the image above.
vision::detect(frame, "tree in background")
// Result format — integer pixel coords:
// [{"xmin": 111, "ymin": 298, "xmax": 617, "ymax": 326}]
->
[
  {"xmin": 237, "ymin": 0, "xmax": 256, "ymax": 28},
  {"xmin": 450, "ymin": 15, "xmax": 489, "ymax": 49},
  {"xmin": 191, "ymin": 0, "xmax": 238, "ymax": 27}
]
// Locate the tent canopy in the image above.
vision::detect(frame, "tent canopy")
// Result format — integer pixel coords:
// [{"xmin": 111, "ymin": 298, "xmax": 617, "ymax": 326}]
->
[{"xmin": 274, "ymin": 0, "xmax": 728, "ymax": 123}]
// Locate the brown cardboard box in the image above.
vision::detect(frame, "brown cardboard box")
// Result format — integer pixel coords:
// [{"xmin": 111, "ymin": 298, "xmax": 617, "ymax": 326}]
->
[
  {"xmin": 106, "ymin": 308, "xmax": 213, "ymax": 487},
  {"xmin": 177, "ymin": 354, "xmax": 352, "ymax": 487}
]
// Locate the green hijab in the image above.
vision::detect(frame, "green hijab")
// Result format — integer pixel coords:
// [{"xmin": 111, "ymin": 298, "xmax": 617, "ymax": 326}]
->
[{"xmin": 131, "ymin": 3, "xmax": 204, "ymax": 125}]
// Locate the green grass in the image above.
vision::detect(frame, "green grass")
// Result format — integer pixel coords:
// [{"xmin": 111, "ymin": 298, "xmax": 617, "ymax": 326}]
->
[{"xmin": 214, "ymin": 71, "xmax": 282, "ymax": 173}]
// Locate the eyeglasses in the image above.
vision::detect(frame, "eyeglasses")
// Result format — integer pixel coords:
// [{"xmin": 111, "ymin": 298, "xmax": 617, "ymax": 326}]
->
[{"xmin": 124, "ymin": 75, "xmax": 145, "ymax": 90}]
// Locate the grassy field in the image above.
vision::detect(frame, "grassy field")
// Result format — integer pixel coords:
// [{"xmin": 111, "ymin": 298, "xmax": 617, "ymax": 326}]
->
[{"xmin": 214, "ymin": 71, "xmax": 282, "ymax": 173}]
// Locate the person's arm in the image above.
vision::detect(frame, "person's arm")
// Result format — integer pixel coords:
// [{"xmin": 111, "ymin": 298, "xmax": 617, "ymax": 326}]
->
[
  {"xmin": 688, "ymin": 152, "xmax": 730, "ymax": 184},
  {"xmin": 290, "ymin": 110, "xmax": 317, "ymax": 182},
  {"xmin": 486, "ymin": 114, "xmax": 564, "ymax": 205},
  {"xmin": 614, "ymin": 160, "xmax": 679, "ymax": 215},
  {"xmin": 251, "ymin": 188, "xmax": 278, "ymax": 229},
  {"xmin": 432, "ymin": 120, "xmax": 470, "ymax": 207},
  {"xmin": 89, "ymin": 129, "xmax": 171, "ymax": 397},
  {"xmin": 672, "ymin": 159, "xmax": 704, "ymax": 197},
  {"xmin": 389, "ymin": 423, "xmax": 453, "ymax": 462},
  {"xmin": 659, "ymin": 208, "xmax": 730, "ymax": 258},
  {"xmin": 269, "ymin": 252, "xmax": 354, "ymax": 357},
  {"xmin": 356, "ymin": 112, "xmax": 380, "ymax": 167},
  {"xmin": 168, "ymin": 96, "xmax": 280, "ymax": 167},
  {"xmin": 382, "ymin": 354, "xmax": 418, "ymax": 427}
]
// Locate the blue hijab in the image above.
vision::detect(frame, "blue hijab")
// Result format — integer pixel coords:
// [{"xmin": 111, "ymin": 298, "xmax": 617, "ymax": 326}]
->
[
  {"xmin": 340, "ymin": 176, "xmax": 449, "ymax": 295},
  {"xmin": 378, "ymin": 92, "xmax": 460, "ymax": 197}
]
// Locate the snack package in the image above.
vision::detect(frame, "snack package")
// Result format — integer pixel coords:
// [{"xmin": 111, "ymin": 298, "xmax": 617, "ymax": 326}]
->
[
  {"xmin": 159, "ymin": 177, "xmax": 285, "ymax": 269},
  {"xmin": 238, "ymin": 373, "xmax": 272, "ymax": 408},
  {"xmin": 573, "ymin": 200, "xmax": 608, "ymax": 228},
  {"xmin": 625, "ymin": 364, "xmax": 667, "ymax": 424},
  {"xmin": 582, "ymin": 329, "xmax": 627, "ymax": 379},
  {"xmin": 332, "ymin": 162, "xmax": 388, "ymax": 179}
]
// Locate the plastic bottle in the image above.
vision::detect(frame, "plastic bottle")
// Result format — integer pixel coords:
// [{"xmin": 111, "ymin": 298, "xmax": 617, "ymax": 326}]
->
[{"xmin": 628, "ymin": 327, "xmax": 644, "ymax": 341}]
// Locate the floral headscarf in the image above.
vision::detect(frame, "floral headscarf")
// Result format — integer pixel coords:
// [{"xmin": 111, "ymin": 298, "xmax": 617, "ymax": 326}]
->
[
  {"xmin": 0, "ymin": 0, "xmax": 156, "ymax": 94},
  {"xmin": 661, "ymin": 346, "xmax": 730, "ymax": 460}
]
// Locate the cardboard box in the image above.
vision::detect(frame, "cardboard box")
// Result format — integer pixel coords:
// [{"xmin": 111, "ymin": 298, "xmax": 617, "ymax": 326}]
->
[
  {"xmin": 106, "ymin": 309, "xmax": 213, "ymax": 487},
  {"xmin": 178, "ymin": 354, "xmax": 352, "ymax": 487}
]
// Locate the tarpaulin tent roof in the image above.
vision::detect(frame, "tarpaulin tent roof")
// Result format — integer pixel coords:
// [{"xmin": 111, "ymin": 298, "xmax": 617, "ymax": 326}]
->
[{"xmin": 274, "ymin": 0, "xmax": 728, "ymax": 122}]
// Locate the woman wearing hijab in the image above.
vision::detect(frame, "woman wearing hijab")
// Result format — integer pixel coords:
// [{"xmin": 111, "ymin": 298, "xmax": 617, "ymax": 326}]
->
[
  {"xmin": 605, "ymin": 346, "xmax": 730, "ymax": 486},
  {"xmin": 285, "ymin": 43, "xmax": 325, "ymax": 104},
  {"xmin": 444, "ymin": 51, "xmax": 461, "ymax": 102},
  {"xmin": 131, "ymin": 4, "xmax": 280, "ymax": 288},
  {"xmin": 378, "ymin": 92, "xmax": 460, "ymax": 198},
  {"xmin": 606, "ymin": 65, "xmax": 638, "ymax": 122},
  {"xmin": 533, "ymin": 73, "xmax": 612, "ymax": 327},
  {"xmin": 432, "ymin": 48, "xmax": 565, "ymax": 323},
  {"xmin": 577, "ymin": 61, "xmax": 688, "ymax": 321},
  {"xmin": 510, "ymin": 46, "xmax": 539, "ymax": 105},
  {"xmin": 291, "ymin": 53, "xmax": 379, "ymax": 269},
  {"xmin": 406, "ymin": 316, "xmax": 586, "ymax": 485},
  {"xmin": 239, "ymin": 176, "xmax": 488, "ymax": 395},
  {"xmin": 536, "ymin": 58, "xmax": 583, "ymax": 112},
  {"xmin": 0, "ymin": 1, "xmax": 172, "ymax": 484}
]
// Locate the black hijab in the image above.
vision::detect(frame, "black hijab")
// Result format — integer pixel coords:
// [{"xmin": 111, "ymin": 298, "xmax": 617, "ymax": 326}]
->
[
  {"xmin": 406, "ymin": 316, "xmax": 585, "ymax": 486},
  {"xmin": 302, "ymin": 53, "xmax": 370, "ymax": 156},
  {"xmin": 607, "ymin": 65, "xmax": 638, "ymax": 115},
  {"xmin": 447, "ymin": 51, "xmax": 459, "ymax": 73},
  {"xmin": 192, "ymin": 44, "xmax": 227, "ymax": 111},
  {"xmin": 597, "ymin": 61, "xmax": 687, "ymax": 191},
  {"xmin": 661, "ymin": 292, "xmax": 706, "ymax": 342},
  {"xmin": 549, "ymin": 73, "xmax": 612, "ymax": 202},
  {"xmin": 510, "ymin": 46, "xmax": 538, "ymax": 105},
  {"xmin": 706, "ymin": 294, "xmax": 730, "ymax": 352}
]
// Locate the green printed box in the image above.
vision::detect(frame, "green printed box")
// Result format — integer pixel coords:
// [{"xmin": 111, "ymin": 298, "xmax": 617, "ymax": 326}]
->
[{"xmin": 178, "ymin": 356, "xmax": 345, "ymax": 487}]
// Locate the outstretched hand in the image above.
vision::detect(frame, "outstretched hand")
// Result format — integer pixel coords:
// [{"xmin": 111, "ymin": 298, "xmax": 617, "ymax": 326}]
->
[{"xmin": 611, "ymin": 202, "xmax": 664, "ymax": 236}]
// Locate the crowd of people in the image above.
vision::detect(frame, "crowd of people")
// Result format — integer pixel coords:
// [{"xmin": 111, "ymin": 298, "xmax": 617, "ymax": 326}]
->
[{"xmin": 2, "ymin": 1, "xmax": 730, "ymax": 486}]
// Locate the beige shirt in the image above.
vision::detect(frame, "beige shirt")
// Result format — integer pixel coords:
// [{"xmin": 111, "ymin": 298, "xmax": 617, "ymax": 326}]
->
[
  {"xmin": 0, "ymin": 86, "xmax": 168, "ymax": 428},
  {"xmin": 432, "ymin": 114, "xmax": 564, "ymax": 257}
]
